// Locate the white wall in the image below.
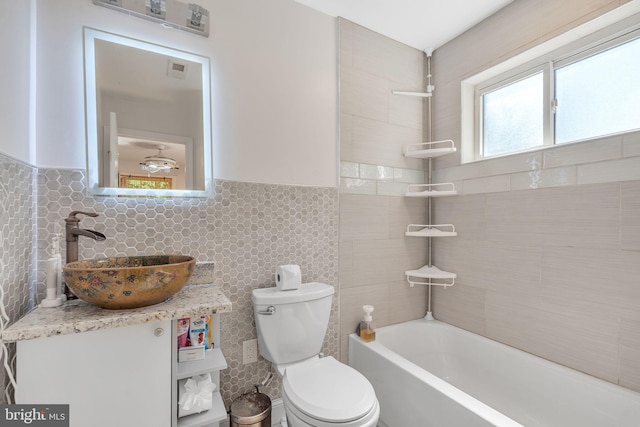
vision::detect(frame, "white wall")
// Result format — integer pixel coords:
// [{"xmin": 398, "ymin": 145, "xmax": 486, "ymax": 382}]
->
[
  {"xmin": 1, "ymin": 0, "xmax": 34, "ymax": 164},
  {"xmin": 34, "ymin": 0, "xmax": 337, "ymax": 187}
]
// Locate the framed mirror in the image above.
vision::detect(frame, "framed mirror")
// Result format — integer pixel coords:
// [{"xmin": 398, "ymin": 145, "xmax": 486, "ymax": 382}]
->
[{"xmin": 83, "ymin": 27, "xmax": 213, "ymax": 197}]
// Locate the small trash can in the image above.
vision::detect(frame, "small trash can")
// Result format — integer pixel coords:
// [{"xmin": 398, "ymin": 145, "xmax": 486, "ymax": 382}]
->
[{"xmin": 229, "ymin": 391, "xmax": 271, "ymax": 427}]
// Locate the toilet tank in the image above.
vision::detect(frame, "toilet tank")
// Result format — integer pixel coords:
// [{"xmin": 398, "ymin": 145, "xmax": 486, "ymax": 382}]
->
[{"xmin": 251, "ymin": 282, "xmax": 334, "ymax": 365}]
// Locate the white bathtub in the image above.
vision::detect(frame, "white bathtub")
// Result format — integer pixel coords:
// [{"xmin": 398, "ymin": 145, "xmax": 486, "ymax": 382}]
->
[{"xmin": 349, "ymin": 319, "xmax": 640, "ymax": 427}]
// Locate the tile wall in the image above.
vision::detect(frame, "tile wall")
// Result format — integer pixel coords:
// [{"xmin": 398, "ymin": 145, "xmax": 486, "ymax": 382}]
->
[
  {"xmin": 0, "ymin": 153, "xmax": 36, "ymax": 403},
  {"xmin": 35, "ymin": 169, "xmax": 339, "ymax": 404},
  {"xmin": 430, "ymin": 0, "xmax": 640, "ymax": 392},
  {"xmin": 338, "ymin": 19, "xmax": 432, "ymax": 361}
]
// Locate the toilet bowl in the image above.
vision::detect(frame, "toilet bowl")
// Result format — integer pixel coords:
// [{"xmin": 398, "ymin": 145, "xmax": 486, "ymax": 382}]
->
[
  {"xmin": 251, "ymin": 282, "xmax": 380, "ymax": 427},
  {"xmin": 281, "ymin": 357, "xmax": 379, "ymax": 427}
]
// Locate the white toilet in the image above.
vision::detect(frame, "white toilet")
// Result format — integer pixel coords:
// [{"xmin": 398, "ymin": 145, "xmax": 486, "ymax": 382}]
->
[{"xmin": 252, "ymin": 282, "xmax": 380, "ymax": 427}]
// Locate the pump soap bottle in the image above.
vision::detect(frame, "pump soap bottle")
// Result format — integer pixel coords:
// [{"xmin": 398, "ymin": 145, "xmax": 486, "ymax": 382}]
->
[{"xmin": 357, "ymin": 305, "xmax": 376, "ymax": 342}]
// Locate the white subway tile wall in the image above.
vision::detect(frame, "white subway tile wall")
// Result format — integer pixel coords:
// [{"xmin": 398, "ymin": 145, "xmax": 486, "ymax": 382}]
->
[
  {"xmin": 340, "ymin": 178, "xmax": 377, "ymax": 195},
  {"xmin": 339, "ymin": 161, "xmax": 359, "ymax": 178},
  {"xmin": 339, "ymin": 161, "xmax": 426, "ymax": 196},
  {"xmin": 359, "ymin": 164, "xmax": 394, "ymax": 181}
]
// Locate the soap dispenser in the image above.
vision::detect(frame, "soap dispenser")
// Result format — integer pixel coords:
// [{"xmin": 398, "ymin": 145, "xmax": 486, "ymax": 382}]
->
[{"xmin": 357, "ymin": 305, "xmax": 376, "ymax": 342}]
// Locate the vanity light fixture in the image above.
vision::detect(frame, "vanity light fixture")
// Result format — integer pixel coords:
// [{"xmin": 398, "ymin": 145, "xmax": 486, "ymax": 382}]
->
[
  {"xmin": 92, "ymin": 0, "xmax": 209, "ymax": 37},
  {"xmin": 139, "ymin": 145, "xmax": 180, "ymax": 173}
]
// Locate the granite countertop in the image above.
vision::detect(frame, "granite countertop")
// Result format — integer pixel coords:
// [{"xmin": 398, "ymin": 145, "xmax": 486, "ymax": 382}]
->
[{"xmin": 2, "ymin": 284, "xmax": 232, "ymax": 342}]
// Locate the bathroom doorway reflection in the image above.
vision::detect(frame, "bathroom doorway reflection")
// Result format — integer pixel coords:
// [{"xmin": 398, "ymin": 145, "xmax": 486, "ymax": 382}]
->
[{"xmin": 102, "ymin": 126, "xmax": 194, "ymax": 191}]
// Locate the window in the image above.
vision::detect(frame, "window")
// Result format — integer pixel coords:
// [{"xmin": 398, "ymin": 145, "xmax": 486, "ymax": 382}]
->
[
  {"xmin": 120, "ymin": 175, "xmax": 173, "ymax": 190},
  {"xmin": 474, "ymin": 27, "xmax": 640, "ymax": 160},
  {"xmin": 555, "ymin": 36, "xmax": 640, "ymax": 144},
  {"xmin": 481, "ymin": 72, "xmax": 544, "ymax": 157}
]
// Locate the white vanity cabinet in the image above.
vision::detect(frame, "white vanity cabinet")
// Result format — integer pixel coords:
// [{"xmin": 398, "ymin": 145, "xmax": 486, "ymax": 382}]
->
[
  {"xmin": 16, "ymin": 320, "xmax": 172, "ymax": 427},
  {"xmin": 5, "ymin": 284, "xmax": 232, "ymax": 427}
]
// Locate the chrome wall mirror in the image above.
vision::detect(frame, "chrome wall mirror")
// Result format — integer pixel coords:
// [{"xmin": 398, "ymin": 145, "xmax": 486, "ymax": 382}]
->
[{"xmin": 83, "ymin": 27, "xmax": 213, "ymax": 197}]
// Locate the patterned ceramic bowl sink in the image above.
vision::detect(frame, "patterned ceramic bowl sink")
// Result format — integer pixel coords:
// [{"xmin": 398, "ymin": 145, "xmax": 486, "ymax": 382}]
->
[{"xmin": 63, "ymin": 255, "xmax": 195, "ymax": 310}]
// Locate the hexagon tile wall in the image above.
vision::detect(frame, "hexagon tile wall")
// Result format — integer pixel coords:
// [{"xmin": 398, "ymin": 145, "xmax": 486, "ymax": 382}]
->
[
  {"xmin": 0, "ymin": 153, "xmax": 36, "ymax": 403},
  {"xmin": 36, "ymin": 168, "xmax": 339, "ymax": 404}
]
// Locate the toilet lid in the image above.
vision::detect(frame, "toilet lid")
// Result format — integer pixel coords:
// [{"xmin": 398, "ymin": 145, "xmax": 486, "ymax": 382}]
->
[{"xmin": 283, "ymin": 356, "xmax": 376, "ymax": 423}]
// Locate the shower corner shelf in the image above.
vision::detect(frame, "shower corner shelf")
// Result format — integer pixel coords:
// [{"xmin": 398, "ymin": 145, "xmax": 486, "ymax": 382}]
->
[
  {"xmin": 392, "ymin": 90, "xmax": 433, "ymax": 98},
  {"xmin": 404, "ymin": 140, "xmax": 457, "ymax": 158},
  {"xmin": 405, "ymin": 224, "xmax": 457, "ymax": 238},
  {"xmin": 405, "ymin": 265, "xmax": 456, "ymax": 288},
  {"xmin": 405, "ymin": 182, "xmax": 457, "ymax": 198}
]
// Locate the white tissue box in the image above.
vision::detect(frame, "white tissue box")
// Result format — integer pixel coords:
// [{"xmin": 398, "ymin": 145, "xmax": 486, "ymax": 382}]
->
[
  {"xmin": 178, "ymin": 374, "xmax": 216, "ymax": 418},
  {"xmin": 178, "ymin": 345, "xmax": 205, "ymax": 362}
]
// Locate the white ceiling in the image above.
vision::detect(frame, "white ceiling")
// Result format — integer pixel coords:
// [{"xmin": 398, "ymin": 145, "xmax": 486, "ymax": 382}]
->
[{"xmin": 294, "ymin": 0, "xmax": 514, "ymax": 51}]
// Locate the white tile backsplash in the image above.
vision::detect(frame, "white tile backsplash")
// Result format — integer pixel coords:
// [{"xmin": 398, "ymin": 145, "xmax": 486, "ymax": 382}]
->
[
  {"xmin": 484, "ymin": 152, "xmax": 542, "ymax": 176},
  {"xmin": 359, "ymin": 163, "xmax": 394, "ymax": 180},
  {"xmin": 340, "ymin": 161, "xmax": 359, "ymax": 178},
  {"xmin": 340, "ymin": 178, "xmax": 377, "ymax": 195},
  {"xmin": 433, "ymin": 133, "xmax": 639, "ymax": 196},
  {"xmin": 510, "ymin": 166, "xmax": 577, "ymax": 190},
  {"xmin": 339, "ymin": 161, "xmax": 424, "ymax": 196}
]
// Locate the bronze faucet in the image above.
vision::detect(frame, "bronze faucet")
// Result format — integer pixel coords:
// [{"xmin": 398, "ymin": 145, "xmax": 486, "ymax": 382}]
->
[{"xmin": 64, "ymin": 211, "xmax": 106, "ymax": 299}]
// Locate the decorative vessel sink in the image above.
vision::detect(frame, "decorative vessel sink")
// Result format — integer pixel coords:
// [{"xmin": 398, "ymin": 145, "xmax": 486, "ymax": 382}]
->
[{"xmin": 63, "ymin": 255, "xmax": 195, "ymax": 310}]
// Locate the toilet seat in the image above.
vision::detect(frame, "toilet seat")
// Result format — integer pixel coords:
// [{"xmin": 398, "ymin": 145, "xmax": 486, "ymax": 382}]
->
[
  {"xmin": 283, "ymin": 356, "xmax": 377, "ymax": 424},
  {"xmin": 283, "ymin": 392, "xmax": 379, "ymax": 427}
]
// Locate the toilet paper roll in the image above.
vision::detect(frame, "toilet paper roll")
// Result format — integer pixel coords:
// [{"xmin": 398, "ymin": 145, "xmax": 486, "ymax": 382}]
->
[{"xmin": 275, "ymin": 265, "xmax": 302, "ymax": 291}]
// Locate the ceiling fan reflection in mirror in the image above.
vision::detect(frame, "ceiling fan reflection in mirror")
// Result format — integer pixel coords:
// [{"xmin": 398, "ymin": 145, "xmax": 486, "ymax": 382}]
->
[{"xmin": 139, "ymin": 145, "xmax": 180, "ymax": 174}]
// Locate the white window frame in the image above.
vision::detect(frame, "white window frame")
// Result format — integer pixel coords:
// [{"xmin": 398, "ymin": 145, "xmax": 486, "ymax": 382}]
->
[{"xmin": 461, "ymin": 9, "xmax": 640, "ymax": 164}]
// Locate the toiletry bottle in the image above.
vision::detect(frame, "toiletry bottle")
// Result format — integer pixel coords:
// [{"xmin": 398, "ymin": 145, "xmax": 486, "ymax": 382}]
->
[
  {"xmin": 358, "ymin": 305, "xmax": 376, "ymax": 342},
  {"xmin": 41, "ymin": 234, "xmax": 64, "ymax": 308}
]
